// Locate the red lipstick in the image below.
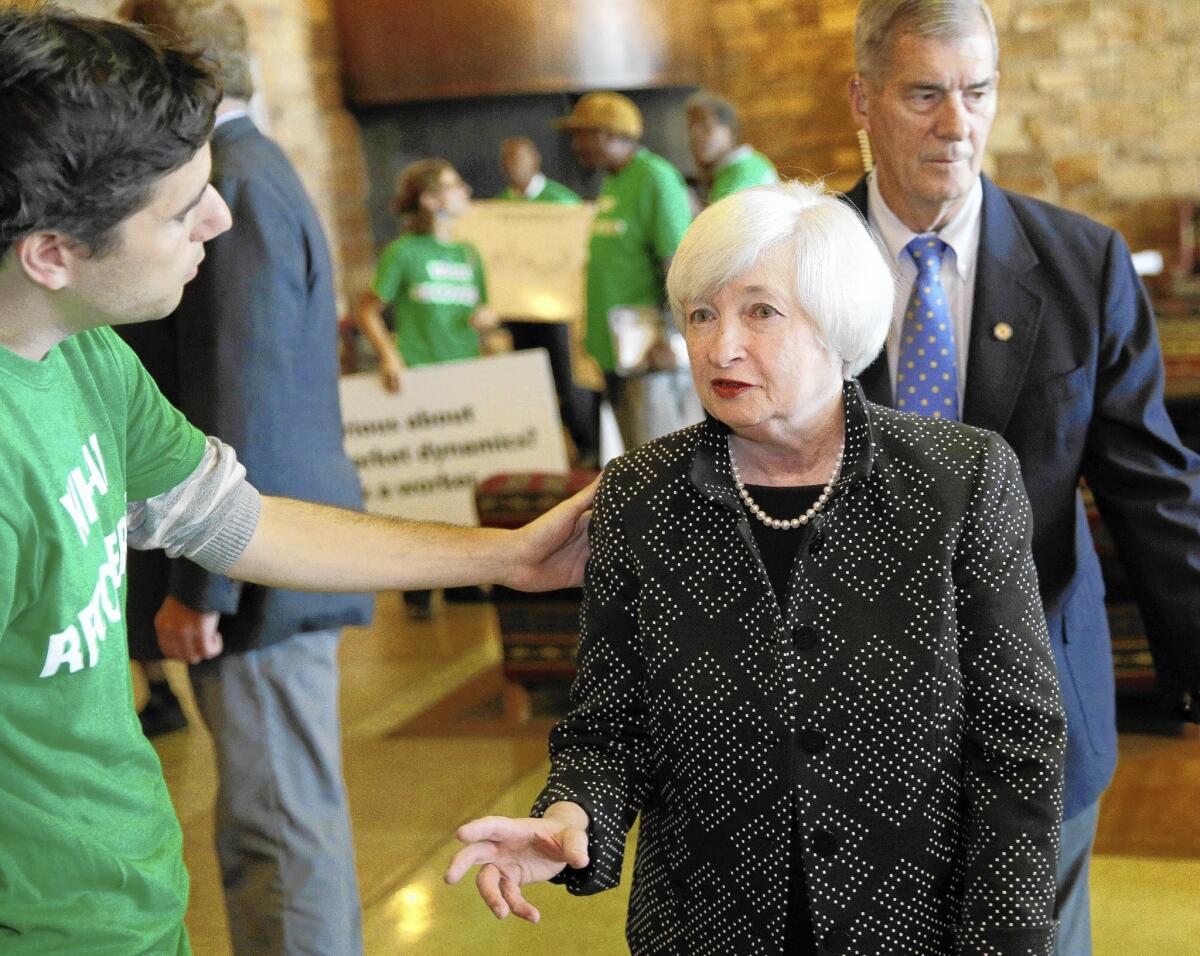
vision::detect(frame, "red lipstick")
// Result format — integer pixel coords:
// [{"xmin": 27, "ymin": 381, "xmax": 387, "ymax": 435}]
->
[{"xmin": 711, "ymin": 378, "xmax": 752, "ymax": 398}]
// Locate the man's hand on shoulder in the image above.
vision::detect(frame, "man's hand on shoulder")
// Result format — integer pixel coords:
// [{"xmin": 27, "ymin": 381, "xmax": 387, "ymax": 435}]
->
[{"xmin": 502, "ymin": 479, "xmax": 597, "ymax": 592}]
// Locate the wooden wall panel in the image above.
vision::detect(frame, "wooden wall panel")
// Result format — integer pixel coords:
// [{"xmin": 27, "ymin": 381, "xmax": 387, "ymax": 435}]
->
[{"xmin": 333, "ymin": 0, "xmax": 705, "ymax": 104}]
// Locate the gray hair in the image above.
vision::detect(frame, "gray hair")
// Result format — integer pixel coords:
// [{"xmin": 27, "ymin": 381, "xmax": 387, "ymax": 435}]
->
[
  {"xmin": 685, "ymin": 90, "xmax": 740, "ymax": 138},
  {"xmin": 854, "ymin": 0, "xmax": 998, "ymax": 81},
  {"xmin": 666, "ymin": 181, "xmax": 895, "ymax": 379}
]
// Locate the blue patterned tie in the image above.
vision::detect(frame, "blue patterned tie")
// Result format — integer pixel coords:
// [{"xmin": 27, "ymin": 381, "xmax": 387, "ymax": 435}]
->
[{"xmin": 896, "ymin": 235, "xmax": 959, "ymax": 420}]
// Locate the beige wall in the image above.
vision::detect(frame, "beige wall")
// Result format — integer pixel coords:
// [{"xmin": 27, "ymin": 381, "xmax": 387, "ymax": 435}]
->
[{"xmin": 706, "ymin": 0, "xmax": 1200, "ymax": 254}]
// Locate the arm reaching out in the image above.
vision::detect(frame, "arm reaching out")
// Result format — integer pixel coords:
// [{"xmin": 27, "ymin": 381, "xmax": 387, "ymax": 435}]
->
[
  {"xmin": 444, "ymin": 801, "xmax": 590, "ymax": 923},
  {"xmin": 226, "ymin": 479, "xmax": 595, "ymax": 594}
]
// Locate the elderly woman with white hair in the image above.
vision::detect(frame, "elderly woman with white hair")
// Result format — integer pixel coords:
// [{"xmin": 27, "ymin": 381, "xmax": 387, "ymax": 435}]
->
[{"xmin": 446, "ymin": 182, "xmax": 1066, "ymax": 955}]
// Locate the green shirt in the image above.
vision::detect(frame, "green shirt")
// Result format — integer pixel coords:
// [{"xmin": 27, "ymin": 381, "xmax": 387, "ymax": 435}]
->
[
  {"xmin": 586, "ymin": 149, "xmax": 691, "ymax": 372},
  {"xmin": 709, "ymin": 147, "xmax": 779, "ymax": 203},
  {"xmin": 0, "ymin": 326, "xmax": 207, "ymax": 954},
  {"xmin": 370, "ymin": 234, "xmax": 488, "ymax": 367},
  {"xmin": 499, "ymin": 176, "xmax": 582, "ymax": 204}
]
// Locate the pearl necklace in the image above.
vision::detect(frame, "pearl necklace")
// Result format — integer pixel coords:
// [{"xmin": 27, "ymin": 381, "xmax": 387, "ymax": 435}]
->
[{"xmin": 728, "ymin": 437, "xmax": 844, "ymax": 530}]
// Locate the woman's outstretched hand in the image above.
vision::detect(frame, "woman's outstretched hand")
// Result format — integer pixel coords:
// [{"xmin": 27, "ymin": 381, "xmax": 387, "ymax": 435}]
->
[{"xmin": 443, "ymin": 801, "xmax": 590, "ymax": 923}]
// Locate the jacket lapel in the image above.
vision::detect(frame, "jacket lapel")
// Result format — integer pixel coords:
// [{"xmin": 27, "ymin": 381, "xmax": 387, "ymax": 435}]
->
[
  {"xmin": 841, "ymin": 176, "xmax": 1045, "ymax": 430},
  {"xmin": 962, "ymin": 178, "xmax": 1045, "ymax": 434}
]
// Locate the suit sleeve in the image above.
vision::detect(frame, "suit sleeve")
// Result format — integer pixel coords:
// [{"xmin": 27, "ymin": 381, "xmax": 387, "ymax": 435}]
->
[
  {"xmin": 530, "ymin": 467, "xmax": 653, "ymax": 895},
  {"xmin": 952, "ymin": 434, "xmax": 1066, "ymax": 955},
  {"xmin": 1082, "ymin": 230, "xmax": 1200, "ymax": 698},
  {"xmin": 166, "ymin": 173, "xmax": 309, "ymax": 614}
]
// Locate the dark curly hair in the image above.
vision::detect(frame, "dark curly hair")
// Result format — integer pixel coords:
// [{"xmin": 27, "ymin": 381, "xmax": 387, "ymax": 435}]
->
[{"xmin": 0, "ymin": 4, "xmax": 220, "ymax": 260}]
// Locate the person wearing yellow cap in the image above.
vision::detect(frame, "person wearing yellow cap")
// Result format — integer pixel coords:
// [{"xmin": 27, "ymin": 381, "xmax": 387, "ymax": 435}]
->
[{"xmin": 554, "ymin": 91, "xmax": 699, "ymax": 451}]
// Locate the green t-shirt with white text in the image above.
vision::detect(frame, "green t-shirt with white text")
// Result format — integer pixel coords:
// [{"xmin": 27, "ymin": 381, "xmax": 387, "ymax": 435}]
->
[
  {"xmin": 370, "ymin": 234, "xmax": 488, "ymax": 367},
  {"xmin": 585, "ymin": 148, "xmax": 691, "ymax": 372},
  {"xmin": 0, "ymin": 326, "xmax": 207, "ymax": 954}
]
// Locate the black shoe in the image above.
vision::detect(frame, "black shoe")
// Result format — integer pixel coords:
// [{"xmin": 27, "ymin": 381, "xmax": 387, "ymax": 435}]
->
[
  {"xmin": 404, "ymin": 590, "xmax": 434, "ymax": 620},
  {"xmin": 444, "ymin": 585, "xmax": 490, "ymax": 603},
  {"xmin": 139, "ymin": 680, "xmax": 188, "ymax": 737}
]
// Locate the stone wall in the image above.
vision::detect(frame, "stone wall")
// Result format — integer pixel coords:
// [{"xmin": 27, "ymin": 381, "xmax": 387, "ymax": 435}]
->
[{"xmin": 704, "ymin": 0, "xmax": 1200, "ymax": 255}]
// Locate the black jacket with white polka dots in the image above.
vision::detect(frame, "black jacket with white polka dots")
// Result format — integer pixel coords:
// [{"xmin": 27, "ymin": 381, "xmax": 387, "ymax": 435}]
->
[{"xmin": 534, "ymin": 380, "xmax": 1066, "ymax": 955}]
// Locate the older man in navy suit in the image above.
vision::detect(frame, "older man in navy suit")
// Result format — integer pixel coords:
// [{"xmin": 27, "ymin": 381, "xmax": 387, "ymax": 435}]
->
[{"xmin": 845, "ymin": 2, "xmax": 1200, "ymax": 954}]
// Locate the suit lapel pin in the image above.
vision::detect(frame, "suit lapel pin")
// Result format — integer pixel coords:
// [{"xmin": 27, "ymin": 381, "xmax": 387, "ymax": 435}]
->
[{"xmin": 992, "ymin": 322, "xmax": 1014, "ymax": 342}]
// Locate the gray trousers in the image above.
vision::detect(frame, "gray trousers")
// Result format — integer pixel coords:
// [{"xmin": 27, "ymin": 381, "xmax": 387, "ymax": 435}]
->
[
  {"xmin": 1053, "ymin": 800, "xmax": 1100, "ymax": 956},
  {"xmin": 191, "ymin": 629, "xmax": 362, "ymax": 956}
]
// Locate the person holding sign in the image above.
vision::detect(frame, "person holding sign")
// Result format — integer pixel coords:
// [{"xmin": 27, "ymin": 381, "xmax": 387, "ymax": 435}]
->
[
  {"xmin": 0, "ymin": 10, "xmax": 593, "ymax": 953},
  {"xmin": 498, "ymin": 137, "xmax": 582, "ymax": 205},
  {"xmin": 356, "ymin": 159, "xmax": 501, "ymax": 616},
  {"xmin": 355, "ymin": 159, "xmax": 499, "ymax": 395},
  {"xmin": 445, "ymin": 182, "xmax": 1065, "ymax": 954}
]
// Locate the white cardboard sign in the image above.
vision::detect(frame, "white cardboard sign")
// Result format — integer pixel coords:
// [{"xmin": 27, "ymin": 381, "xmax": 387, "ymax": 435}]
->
[
  {"xmin": 451, "ymin": 200, "xmax": 594, "ymax": 322},
  {"xmin": 340, "ymin": 350, "xmax": 569, "ymax": 526}
]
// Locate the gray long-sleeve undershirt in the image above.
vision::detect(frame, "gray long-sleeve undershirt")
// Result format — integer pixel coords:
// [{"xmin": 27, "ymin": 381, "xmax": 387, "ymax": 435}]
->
[{"xmin": 126, "ymin": 437, "xmax": 261, "ymax": 575}]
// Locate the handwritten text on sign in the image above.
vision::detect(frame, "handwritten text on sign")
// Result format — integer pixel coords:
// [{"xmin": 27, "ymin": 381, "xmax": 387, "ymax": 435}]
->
[{"xmin": 340, "ymin": 350, "xmax": 568, "ymax": 526}]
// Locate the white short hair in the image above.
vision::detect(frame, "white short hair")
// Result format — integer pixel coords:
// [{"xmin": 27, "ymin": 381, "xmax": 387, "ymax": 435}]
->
[{"xmin": 666, "ymin": 181, "xmax": 895, "ymax": 378}]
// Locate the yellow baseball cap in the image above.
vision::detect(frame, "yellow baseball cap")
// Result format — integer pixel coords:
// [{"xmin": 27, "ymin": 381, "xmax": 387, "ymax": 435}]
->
[{"xmin": 553, "ymin": 91, "xmax": 643, "ymax": 139}]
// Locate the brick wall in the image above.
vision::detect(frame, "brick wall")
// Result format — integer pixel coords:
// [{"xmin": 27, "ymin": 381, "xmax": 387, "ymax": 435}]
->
[
  {"xmin": 51, "ymin": 0, "xmax": 373, "ymax": 311},
  {"xmin": 27, "ymin": 1, "xmax": 1200, "ymax": 276},
  {"xmin": 705, "ymin": 0, "xmax": 1200, "ymax": 255}
]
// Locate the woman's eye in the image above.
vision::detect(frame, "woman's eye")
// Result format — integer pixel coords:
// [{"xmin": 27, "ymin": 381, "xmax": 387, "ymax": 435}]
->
[
  {"xmin": 750, "ymin": 303, "xmax": 779, "ymax": 319},
  {"xmin": 688, "ymin": 309, "xmax": 713, "ymax": 325}
]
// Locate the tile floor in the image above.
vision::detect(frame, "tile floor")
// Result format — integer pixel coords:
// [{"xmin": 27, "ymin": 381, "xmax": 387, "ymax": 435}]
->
[{"xmin": 150, "ymin": 593, "xmax": 1200, "ymax": 955}]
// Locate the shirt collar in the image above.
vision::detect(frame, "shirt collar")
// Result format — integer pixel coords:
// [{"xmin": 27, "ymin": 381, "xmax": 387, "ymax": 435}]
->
[
  {"xmin": 523, "ymin": 172, "xmax": 547, "ymax": 199},
  {"xmin": 866, "ymin": 171, "xmax": 982, "ymax": 279},
  {"xmin": 715, "ymin": 144, "xmax": 754, "ymax": 173},
  {"xmin": 214, "ymin": 108, "xmax": 251, "ymax": 129}
]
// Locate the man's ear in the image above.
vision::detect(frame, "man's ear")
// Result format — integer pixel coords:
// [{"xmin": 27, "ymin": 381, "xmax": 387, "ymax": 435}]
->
[
  {"xmin": 849, "ymin": 74, "xmax": 871, "ymax": 133},
  {"xmin": 15, "ymin": 232, "xmax": 77, "ymax": 291}
]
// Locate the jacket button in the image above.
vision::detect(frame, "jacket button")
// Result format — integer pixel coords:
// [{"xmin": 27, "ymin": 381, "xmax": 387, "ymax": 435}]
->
[
  {"xmin": 823, "ymin": 929, "xmax": 852, "ymax": 953},
  {"xmin": 800, "ymin": 729, "xmax": 827, "ymax": 754},
  {"xmin": 792, "ymin": 625, "xmax": 820, "ymax": 650},
  {"xmin": 810, "ymin": 829, "xmax": 838, "ymax": 856}
]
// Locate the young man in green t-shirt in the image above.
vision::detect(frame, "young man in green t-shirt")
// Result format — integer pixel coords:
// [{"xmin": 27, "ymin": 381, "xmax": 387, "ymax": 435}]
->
[
  {"xmin": 685, "ymin": 90, "xmax": 780, "ymax": 204},
  {"xmin": 553, "ymin": 91, "xmax": 702, "ymax": 452},
  {"xmin": 0, "ymin": 10, "xmax": 592, "ymax": 954}
]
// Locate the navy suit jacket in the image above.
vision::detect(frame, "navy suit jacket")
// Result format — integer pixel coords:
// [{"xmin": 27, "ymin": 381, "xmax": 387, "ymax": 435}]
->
[
  {"xmin": 120, "ymin": 116, "xmax": 372, "ymax": 655},
  {"xmin": 846, "ymin": 175, "xmax": 1200, "ymax": 817}
]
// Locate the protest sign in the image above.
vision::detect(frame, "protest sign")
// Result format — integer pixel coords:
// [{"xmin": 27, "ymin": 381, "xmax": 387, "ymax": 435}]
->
[
  {"xmin": 340, "ymin": 350, "xmax": 568, "ymax": 525},
  {"xmin": 452, "ymin": 200, "xmax": 593, "ymax": 322}
]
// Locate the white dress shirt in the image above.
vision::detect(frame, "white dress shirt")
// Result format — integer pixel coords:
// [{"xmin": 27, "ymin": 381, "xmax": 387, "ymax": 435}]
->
[
  {"xmin": 521, "ymin": 172, "xmax": 547, "ymax": 199},
  {"xmin": 867, "ymin": 172, "xmax": 983, "ymax": 408}
]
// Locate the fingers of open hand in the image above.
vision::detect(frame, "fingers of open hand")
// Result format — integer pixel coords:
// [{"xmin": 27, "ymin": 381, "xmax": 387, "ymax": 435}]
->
[
  {"xmin": 500, "ymin": 876, "xmax": 541, "ymax": 923},
  {"xmin": 444, "ymin": 840, "xmax": 497, "ymax": 885},
  {"xmin": 475, "ymin": 863, "xmax": 509, "ymax": 919}
]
